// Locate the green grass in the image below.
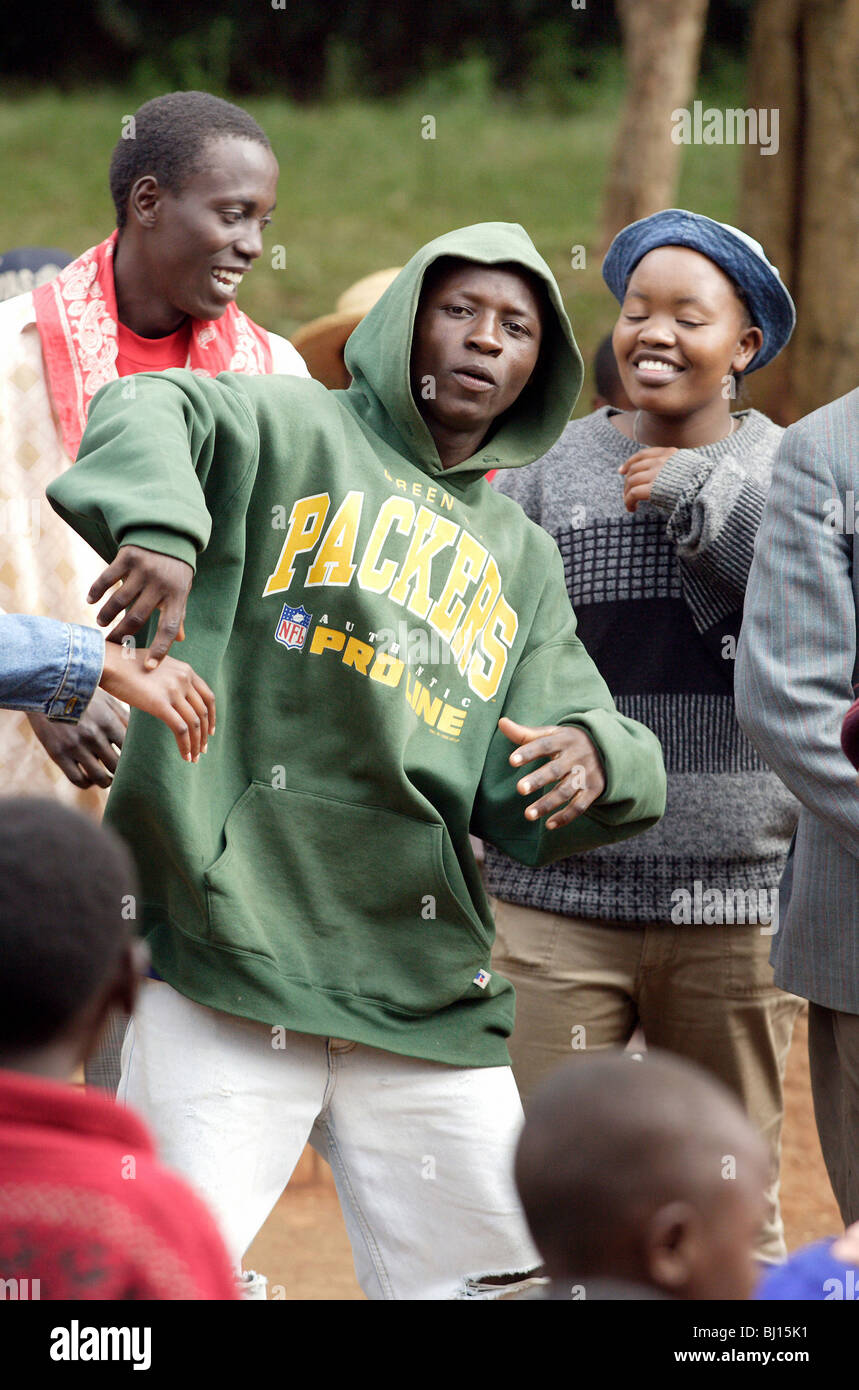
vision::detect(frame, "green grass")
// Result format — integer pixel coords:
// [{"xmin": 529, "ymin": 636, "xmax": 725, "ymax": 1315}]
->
[{"xmin": 0, "ymin": 63, "xmax": 745, "ymax": 414}]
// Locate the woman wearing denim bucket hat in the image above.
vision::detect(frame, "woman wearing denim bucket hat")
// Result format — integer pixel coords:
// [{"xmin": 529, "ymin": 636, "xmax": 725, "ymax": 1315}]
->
[{"xmin": 485, "ymin": 208, "xmax": 803, "ymax": 1267}]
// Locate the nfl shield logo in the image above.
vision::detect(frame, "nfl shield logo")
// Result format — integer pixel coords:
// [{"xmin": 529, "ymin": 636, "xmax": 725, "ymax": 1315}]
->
[{"xmin": 275, "ymin": 604, "xmax": 312, "ymax": 651}]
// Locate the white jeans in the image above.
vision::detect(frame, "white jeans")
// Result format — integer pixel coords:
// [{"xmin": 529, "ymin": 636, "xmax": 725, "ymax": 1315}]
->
[{"xmin": 119, "ymin": 980, "xmax": 540, "ymax": 1300}]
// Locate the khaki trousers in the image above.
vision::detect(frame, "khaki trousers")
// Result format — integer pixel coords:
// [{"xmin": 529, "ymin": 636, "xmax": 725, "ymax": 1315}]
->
[
  {"xmin": 808, "ymin": 1002, "xmax": 859, "ymax": 1226},
  {"xmin": 490, "ymin": 899, "xmax": 803, "ymax": 1265}
]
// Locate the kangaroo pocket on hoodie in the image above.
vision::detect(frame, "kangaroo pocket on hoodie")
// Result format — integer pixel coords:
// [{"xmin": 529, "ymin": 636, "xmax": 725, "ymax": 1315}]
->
[{"xmin": 203, "ymin": 781, "xmax": 491, "ymax": 1016}]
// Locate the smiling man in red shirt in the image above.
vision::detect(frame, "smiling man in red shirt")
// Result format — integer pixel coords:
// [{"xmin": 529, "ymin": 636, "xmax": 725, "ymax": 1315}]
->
[
  {"xmin": 0, "ymin": 90, "xmax": 307, "ymax": 809},
  {"xmin": 0, "ymin": 91, "xmax": 309, "ymax": 1096}
]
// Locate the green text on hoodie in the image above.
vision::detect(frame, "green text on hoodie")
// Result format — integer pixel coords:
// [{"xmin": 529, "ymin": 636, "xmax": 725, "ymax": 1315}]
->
[{"xmin": 48, "ymin": 223, "xmax": 666, "ymax": 1067}]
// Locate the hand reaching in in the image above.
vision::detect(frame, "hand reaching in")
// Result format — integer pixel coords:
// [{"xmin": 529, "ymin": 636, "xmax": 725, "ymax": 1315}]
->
[
  {"xmin": 27, "ymin": 688, "xmax": 128, "ymax": 789},
  {"xmin": 99, "ymin": 642, "xmax": 214, "ymax": 763}
]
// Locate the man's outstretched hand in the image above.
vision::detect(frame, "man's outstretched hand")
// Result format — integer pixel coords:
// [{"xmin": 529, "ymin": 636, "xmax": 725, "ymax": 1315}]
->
[
  {"xmin": 88, "ymin": 544, "xmax": 193, "ymax": 668},
  {"xmin": 499, "ymin": 716, "xmax": 606, "ymax": 830}
]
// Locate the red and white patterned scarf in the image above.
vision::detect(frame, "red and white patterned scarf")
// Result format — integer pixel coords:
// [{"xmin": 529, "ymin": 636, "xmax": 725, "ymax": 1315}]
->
[{"xmin": 33, "ymin": 231, "xmax": 273, "ymax": 457}]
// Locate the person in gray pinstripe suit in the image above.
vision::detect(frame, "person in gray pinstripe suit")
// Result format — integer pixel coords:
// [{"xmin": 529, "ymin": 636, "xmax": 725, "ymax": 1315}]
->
[{"xmin": 736, "ymin": 387, "xmax": 859, "ymax": 1226}]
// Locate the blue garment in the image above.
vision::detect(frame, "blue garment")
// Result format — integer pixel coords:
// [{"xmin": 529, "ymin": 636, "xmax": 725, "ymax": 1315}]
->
[
  {"xmin": 602, "ymin": 208, "xmax": 795, "ymax": 372},
  {"xmin": 0, "ymin": 246, "xmax": 72, "ymax": 303},
  {"xmin": 755, "ymin": 1238, "xmax": 859, "ymax": 1300},
  {"xmin": 0, "ymin": 614, "xmax": 104, "ymax": 722}
]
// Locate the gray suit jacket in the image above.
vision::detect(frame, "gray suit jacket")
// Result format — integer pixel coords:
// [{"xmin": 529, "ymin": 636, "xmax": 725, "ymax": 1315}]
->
[{"xmin": 736, "ymin": 387, "xmax": 859, "ymax": 1012}]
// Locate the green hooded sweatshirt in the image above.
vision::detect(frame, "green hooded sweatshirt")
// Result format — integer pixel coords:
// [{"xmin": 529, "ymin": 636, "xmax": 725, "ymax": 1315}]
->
[{"xmin": 48, "ymin": 223, "xmax": 666, "ymax": 1067}]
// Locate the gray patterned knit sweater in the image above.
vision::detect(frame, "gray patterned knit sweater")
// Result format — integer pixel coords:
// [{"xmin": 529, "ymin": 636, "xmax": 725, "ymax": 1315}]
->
[{"xmin": 482, "ymin": 407, "xmax": 798, "ymax": 924}]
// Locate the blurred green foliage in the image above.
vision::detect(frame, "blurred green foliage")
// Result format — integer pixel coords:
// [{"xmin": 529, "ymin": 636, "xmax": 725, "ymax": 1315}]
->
[{"xmin": 0, "ymin": 0, "xmax": 755, "ymax": 99}]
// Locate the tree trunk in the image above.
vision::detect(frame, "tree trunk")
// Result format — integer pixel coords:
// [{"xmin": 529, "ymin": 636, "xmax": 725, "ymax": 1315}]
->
[
  {"xmin": 794, "ymin": 0, "xmax": 859, "ymax": 417},
  {"xmin": 599, "ymin": 0, "xmax": 709, "ymax": 253},
  {"xmin": 740, "ymin": 0, "xmax": 859, "ymax": 422},
  {"xmin": 739, "ymin": 0, "xmax": 802, "ymax": 286}
]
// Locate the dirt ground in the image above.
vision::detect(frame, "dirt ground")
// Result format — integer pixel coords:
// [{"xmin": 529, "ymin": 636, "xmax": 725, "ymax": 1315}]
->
[{"xmin": 245, "ymin": 1006, "xmax": 841, "ymax": 1299}]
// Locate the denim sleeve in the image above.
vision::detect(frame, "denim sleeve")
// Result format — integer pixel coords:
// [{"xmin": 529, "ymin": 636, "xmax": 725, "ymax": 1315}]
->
[{"xmin": 0, "ymin": 614, "xmax": 105, "ymax": 722}]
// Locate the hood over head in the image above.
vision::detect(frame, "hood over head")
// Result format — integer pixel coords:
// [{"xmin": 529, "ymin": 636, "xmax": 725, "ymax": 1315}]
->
[{"xmin": 343, "ymin": 222, "xmax": 583, "ymax": 479}]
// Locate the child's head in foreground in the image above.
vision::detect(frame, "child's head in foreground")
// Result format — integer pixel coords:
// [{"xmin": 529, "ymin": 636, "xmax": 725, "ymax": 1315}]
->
[
  {"xmin": 515, "ymin": 1049, "xmax": 769, "ymax": 1301},
  {"xmin": 0, "ymin": 798, "xmax": 143, "ymax": 1078}
]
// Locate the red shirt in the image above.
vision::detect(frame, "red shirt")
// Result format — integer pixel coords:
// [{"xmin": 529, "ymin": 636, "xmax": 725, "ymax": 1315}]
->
[
  {"xmin": 0, "ymin": 1068, "xmax": 237, "ymax": 1299},
  {"xmin": 115, "ymin": 319, "xmax": 192, "ymax": 377}
]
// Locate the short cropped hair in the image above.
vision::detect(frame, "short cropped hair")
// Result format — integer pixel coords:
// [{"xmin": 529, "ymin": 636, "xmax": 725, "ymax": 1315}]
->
[
  {"xmin": 109, "ymin": 90, "xmax": 272, "ymax": 230},
  {"xmin": 593, "ymin": 333, "xmax": 624, "ymax": 403},
  {"xmin": 515, "ymin": 1050, "xmax": 759, "ymax": 1274},
  {"xmin": 0, "ymin": 800, "xmax": 138, "ymax": 1049}
]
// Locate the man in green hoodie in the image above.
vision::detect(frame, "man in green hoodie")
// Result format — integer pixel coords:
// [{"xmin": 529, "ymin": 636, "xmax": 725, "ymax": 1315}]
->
[{"xmin": 47, "ymin": 223, "xmax": 666, "ymax": 1300}]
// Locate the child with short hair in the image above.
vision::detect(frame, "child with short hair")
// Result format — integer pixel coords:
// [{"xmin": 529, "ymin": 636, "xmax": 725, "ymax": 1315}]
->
[
  {"xmin": 591, "ymin": 333, "xmax": 633, "ymax": 413},
  {"xmin": 0, "ymin": 798, "xmax": 236, "ymax": 1299},
  {"xmin": 515, "ymin": 1050, "xmax": 769, "ymax": 1300}
]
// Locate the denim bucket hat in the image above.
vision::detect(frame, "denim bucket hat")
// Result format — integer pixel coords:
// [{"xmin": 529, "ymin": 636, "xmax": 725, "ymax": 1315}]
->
[{"xmin": 602, "ymin": 209, "xmax": 796, "ymax": 372}]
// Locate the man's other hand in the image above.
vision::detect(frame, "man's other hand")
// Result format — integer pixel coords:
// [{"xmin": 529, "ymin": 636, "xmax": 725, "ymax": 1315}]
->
[{"xmin": 499, "ymin": 716, "xmax": 607, "ymax": 830}]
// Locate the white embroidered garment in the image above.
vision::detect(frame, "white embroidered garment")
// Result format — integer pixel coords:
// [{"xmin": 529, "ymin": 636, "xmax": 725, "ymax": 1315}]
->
[{"xmin": 0, "ymin": 289, "xmax": 307, "ymax": 811}]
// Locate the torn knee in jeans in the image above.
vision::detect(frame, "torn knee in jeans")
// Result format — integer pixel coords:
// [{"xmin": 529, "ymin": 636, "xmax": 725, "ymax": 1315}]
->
[
  {"xmin": 456, "ymin": 1267, "xmax": 546, "ymax": 1299},
  {"xmin": 236, "ymin": 1269, "xmax": 268, "ymax": 1300}
]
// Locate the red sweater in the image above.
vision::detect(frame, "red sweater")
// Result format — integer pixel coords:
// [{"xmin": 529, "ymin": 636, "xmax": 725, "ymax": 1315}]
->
[{"xmin": 0, "ymin": 1069, "xmax": 237, "ymax": 1299}]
